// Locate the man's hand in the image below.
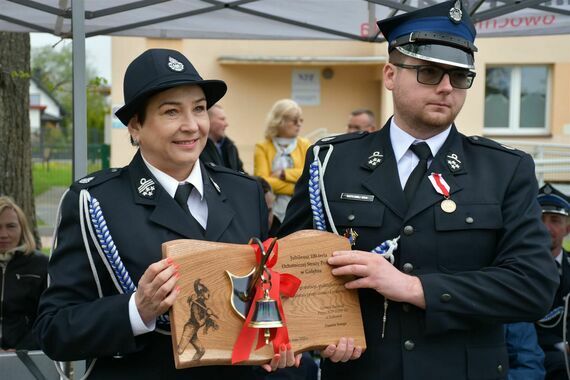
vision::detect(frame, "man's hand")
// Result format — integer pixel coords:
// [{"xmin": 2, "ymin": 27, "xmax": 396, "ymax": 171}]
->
[
  {"xmin": 135, "ymin": 258, "xmax": 180, "ymax": 325},
  {"xmin": 321, "ymin": 337, "xmax": 363, "ymax": 363},
  {"xmin": 261, "ymin": 343, "xmax": 302, "ymax": 372},
  {"xmin": 328, "ymin": 250, "xmax": 426, "ymax": 309}
]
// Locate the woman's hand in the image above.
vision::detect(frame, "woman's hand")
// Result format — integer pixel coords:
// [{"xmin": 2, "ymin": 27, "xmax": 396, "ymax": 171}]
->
[
  {"xmin": 135, "ymin": 258, "xmax": 180, "ymax": 325},
  {"xmin": 261, "ymin": 343, "xmax": 302, "ymax": 372},
  {"xmin": 321, "ymin": 337, "xmax": 363, "ymax": 363},
  {"xmin": 271, "ymin": 169, "xmax": 285, "ymax": 180}
]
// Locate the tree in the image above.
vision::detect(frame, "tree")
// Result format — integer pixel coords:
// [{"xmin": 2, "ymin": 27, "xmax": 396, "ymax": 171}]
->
[
  {"xmin": 32, "ymin": 44, "xmax": 108, "ymax": 145},
  {"xmin": 0, "ymin": 32, "xmax": 39, "ymax": 242}
]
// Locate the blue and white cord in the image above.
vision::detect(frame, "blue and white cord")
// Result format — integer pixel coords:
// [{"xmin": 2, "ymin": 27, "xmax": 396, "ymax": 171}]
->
[
  {"xmin": 309, "ymin": 145, "xmax": 400, "ymax": 259},
  {"xmin": 88, "ymin": 195, "xmax": 169, "ymax": 326}
]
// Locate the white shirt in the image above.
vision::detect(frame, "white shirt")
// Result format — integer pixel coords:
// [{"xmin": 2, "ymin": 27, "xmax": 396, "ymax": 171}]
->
[
  {"xmin": 129, "ymin": 156, "xmax": 209, "ymax": 336},
  {"xmin": 390, "ymin": 118, "xmax": 451, "ymax": 189}
]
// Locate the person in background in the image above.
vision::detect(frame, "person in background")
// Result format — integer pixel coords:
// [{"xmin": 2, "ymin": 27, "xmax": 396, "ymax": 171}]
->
[
  {"xmin": 505, "ymin": 322, "xmax": 545, "ymax": 380},
  {"xmin": 0, "ymin": 196, "xmax": 48, "ymax": 351},
  {"xmin": 254, "ymin": 99, "xmax": 310, "ymax": 229},
  {"xmin": 254, "ymin": 176, "xmax": 278, "ymax": 236},
  {"xmin": 346, "ymin": 109, "xmax": 377, "ymax": 133},
  {"xmin": 34, "ymin": 48, "xmax": 298, "ymax": 379},
  {"xmin": 535, "ymin": 183, "xmax": 570, "ymax": 380},
  {"xmin": 278, "ymin": 1, "xmax": 558, "ymax": 379},
  {"xmin": 200, "ymin": 104, "xmax": 245, "ymax": 172}
]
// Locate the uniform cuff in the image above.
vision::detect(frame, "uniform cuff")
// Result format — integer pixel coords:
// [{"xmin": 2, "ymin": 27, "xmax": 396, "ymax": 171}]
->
[{"xmin": 129, "ymin": 292, "xmax": 156, "ymax": 336}]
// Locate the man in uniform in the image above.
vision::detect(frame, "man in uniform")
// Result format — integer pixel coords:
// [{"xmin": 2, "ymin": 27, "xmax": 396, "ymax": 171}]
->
[
  {"xmin": 279, "ymin": 1, "xmax": 559, "ymax": 379},
  {"xmin": 34, "ymin": 48, "xmax": 297, "ymax": 379},
  {"xmin": 535, "ymin": 183, "xmax": 570, "ymax": 380},
  {"xmin": 346, "ymin": 109, "xmax": 377, "ymax": 133},
  {"xmin": 200, "ymin": 104, "xmax": 245, "ymax": 172}
]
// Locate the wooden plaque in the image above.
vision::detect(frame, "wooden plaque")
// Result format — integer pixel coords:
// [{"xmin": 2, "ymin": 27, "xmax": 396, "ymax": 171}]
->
[{"xmin": 162, "ymin": 230, "xmax": 366, "ymax": 369}]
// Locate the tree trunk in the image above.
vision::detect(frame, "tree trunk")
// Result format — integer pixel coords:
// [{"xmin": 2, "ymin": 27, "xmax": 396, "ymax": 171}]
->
[{"xmin": 0, "ymin": 32, "xmax": 40, "ymax": 246}]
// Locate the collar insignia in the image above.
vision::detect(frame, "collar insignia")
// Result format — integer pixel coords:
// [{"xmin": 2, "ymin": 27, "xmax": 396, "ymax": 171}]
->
[
  {"xmin": 320, "ymin": 136, "xmax": 335, "ymax": 142},
  {"xmin": 168, "ymin": 57, "xmax": 184, "ymax": 72},
  {"xmin": 138, "ymin": 178, "xmax": 156, "ymax": 198},
  {"xmin": 366, "ymin": 151, "xmax": 383, "ymax": 169},
  {"xmin": 446, "ymin": 153, "xmax": 462, "ymax": 172},
  {"xmin": 449, "ymin": 0, "xmax": 463, "ymax": 24},
  {"xmin": 79, "ymin": 176, "xmax": 94, "ymax": 184},
  {"xmin": 209, "ymin": 176, "xmax": 221, "ymax": 194}
]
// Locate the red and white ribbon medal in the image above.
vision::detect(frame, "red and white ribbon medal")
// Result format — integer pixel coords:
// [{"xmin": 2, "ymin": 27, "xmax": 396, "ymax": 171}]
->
[{"xmin": 428, "ymin": 173, "xmax": 456, "ymax": 213}]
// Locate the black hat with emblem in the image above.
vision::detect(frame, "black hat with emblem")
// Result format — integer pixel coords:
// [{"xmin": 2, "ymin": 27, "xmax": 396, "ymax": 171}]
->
[
  {"xmin": 538, "ymin": 183, "xmax": 570, "ymax": 217},
  {"xmin": 115, "ymin": 48, "xmax": 227, "ymax": 126},
  {"xmin": 377, "ymin": 0, "xmax": 477, "ymax": 70}
]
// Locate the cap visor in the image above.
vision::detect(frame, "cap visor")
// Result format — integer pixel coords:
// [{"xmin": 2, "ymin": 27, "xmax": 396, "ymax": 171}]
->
[{"xmin": 397, "ymin": 44, "xmax": 474, "ymax": 70}]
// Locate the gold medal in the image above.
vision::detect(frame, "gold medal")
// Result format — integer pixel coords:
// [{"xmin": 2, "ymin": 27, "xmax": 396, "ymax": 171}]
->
[{"xmin": 441, "ymin": 199, "xmax": 456, "ymax": 213}]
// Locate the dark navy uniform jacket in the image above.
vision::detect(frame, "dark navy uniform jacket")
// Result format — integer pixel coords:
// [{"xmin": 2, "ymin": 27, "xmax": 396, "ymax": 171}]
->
[
  {"xmin": 536, "ymin": 249, "xmax": 570, "ymax": 350},
  {"xmin": 34, "ymin": 151, "xmax": 268, "ymax": 380},
  {"xmin": 279, "ymin": 121, "xmax": 559, "ymax": 380}
]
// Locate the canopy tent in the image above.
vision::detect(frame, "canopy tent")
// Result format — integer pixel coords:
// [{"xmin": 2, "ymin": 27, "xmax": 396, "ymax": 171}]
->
[{"xmin": 1, "ymin": 0, "xmax": 570, "ymax": 178}]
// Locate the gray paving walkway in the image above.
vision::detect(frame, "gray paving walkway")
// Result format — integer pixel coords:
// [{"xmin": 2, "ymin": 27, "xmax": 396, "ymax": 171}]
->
[{"xmin": 36, "ymin": 186, "xmax": 68, "ymax": 240}]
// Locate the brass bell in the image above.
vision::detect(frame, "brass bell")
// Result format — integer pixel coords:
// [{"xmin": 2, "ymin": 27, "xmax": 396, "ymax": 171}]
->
[{"xmin": 249, "ymin": 289, "xmax": 283, "ymax": 344}]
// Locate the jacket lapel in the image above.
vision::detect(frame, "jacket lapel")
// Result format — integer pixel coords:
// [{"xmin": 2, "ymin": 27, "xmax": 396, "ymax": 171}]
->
[
  {"xmin": 404, "ymin": 126, "xmax": 466, "ymax": 221},
  {"xmin": 361, "ymin": 122, "xmax": 408, "ymax": 219},
  {"xmin": 128, "ymin": 152, "xmax": 209, "ymax": 239},
  {"xmin": 203, "ymin": 165, "xmax": 235, "ymax": 241}
]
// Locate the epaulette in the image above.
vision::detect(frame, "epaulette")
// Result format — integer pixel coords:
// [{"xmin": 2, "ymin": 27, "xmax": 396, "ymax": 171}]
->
[
  {"xmin": 316, "ymin": 131, "xmax": 368, "ymax": 145},
  {"xmin": 204, "ymin": 162, "xmax": 253, "ymax": 180},
  {"xmin": 467, "ymin": 135, "xmax": 523, "ymax": 156},
  {"xmin": 70, "ymin": 167, "xmax": 123, "ymax": 191}
]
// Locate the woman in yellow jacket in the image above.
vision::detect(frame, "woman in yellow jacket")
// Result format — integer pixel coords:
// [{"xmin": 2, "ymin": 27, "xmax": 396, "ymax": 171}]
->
[{"xmin": 254, "ymin": 99, "xmax": 310, "ymax": 226}]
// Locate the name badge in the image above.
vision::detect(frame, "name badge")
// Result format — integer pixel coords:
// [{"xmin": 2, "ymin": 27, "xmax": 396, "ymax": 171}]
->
[{"xmin": 340, "ymin": 193, "xmax": 374, "ymax": 202}]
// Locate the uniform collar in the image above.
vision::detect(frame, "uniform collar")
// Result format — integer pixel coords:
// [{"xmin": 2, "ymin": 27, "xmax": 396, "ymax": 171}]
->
[
  {"xmin": 141, "ymin": 154, "xmax": 204, "ymax": 200},
  {"xmin": 390, "ymin": 118, "xmax": 451, "ymax": 163},
  {"xmin": 555, "ymin": 249, "xmax": 564, "ymax": 264}
]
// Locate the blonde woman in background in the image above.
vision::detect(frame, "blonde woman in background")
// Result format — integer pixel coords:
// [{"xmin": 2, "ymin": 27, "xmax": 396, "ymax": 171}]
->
[
  {"xmin": 0, "ymin": 196, "xmax": 47, "ymax": 350},
  {"xmin": 254, "ymin": 99, "xmax": 310, "ymax": 227}
]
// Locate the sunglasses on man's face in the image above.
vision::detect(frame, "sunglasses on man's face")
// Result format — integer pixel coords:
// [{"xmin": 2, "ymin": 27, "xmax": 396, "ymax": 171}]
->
[{"xmin": 391, "ymin": 63, "xmax": 476, "ymax": 89}]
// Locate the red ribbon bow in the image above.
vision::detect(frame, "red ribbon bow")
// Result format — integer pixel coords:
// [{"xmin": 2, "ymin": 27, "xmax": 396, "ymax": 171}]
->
[{"xmin": 231, "ymin": 238, "xmax": 302, "ymax": 364}]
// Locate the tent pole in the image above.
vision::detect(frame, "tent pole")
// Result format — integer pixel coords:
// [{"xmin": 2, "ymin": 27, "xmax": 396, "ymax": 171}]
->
[{"xmin": 72, "ymin": 0, "xmax": 87, "ymax": 180}]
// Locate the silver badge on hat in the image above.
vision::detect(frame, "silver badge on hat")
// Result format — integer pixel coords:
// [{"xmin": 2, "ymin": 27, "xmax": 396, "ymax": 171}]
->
[
  {"xmin": 167, "ymin": 57, "xmax": 184, "ymax": 72},
  {"xmin": 138, "ymin": 178, "xmax": 156, "ymax": 198},
  {"xmin": 446, "ymin": 153, "xmax": 462, "ymax": 172},
  {"xmin": 449, "ymin": 0, "xmax": 463, "ymax": 24}
]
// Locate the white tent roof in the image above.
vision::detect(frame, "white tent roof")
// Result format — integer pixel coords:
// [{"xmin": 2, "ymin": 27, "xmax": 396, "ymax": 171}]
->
[{"xmin": 2, "ymin": 0, "xmax": 570, "ymax": 41}]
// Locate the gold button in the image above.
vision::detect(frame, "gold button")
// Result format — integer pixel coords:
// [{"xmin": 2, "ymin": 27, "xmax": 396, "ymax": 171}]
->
[
  {"xmin": 403, "ymin": 225, "xmax": 414, "ymax": 235},
  {"xmin": 404, "ymin": 340, "xmax": 415, "ymax": 351},
  {"xmin": 403, "ymin": 263, "xmax": 414, "ymax": 273},
  {"xmin": 347, "ymin": 214, "xmax": 355, "ymax": 221},
  {"xmin": 465, "ymin": 217, "xmax": 474, "ymax": 224},
  {"xmin": 440, "ymin": 293, "xmax": 452, "ymax": 302}
]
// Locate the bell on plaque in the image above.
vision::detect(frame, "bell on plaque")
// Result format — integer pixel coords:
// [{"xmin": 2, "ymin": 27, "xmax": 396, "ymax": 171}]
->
[{"xmin": 249, "ymin": 289, "xmax": 283, "ymax": 344}]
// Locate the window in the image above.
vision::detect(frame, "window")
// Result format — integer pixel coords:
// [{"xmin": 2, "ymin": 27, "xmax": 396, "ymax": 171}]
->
[{"xmin": 484, "ymin": 65, "xmax": 550, "ymax": 135}]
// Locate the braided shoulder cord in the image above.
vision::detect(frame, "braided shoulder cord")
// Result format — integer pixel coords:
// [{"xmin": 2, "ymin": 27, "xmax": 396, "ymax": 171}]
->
[
  {"xmin": 537, "ymin": 306, "xmax": 564, "ymax": 327},
  {"xmin": 309, "ymin": 150, "xmax": 327, "ymax": 231},
  {"xmin": 309, "ymin": 145, "xmax": 400, "ymax": 258},
  {"xmin": 88, "ymin": 196, "xmax": 170, "ymax": 326}
]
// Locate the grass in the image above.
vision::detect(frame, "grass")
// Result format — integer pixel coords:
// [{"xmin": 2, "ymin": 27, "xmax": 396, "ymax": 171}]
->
[
  {"xmin": 33, "ymin": 161, "xmax": 73, "ymax": 196},
  {"xmin": 33, "ymin": 161, "xmax": 101, "ymax": 196}
]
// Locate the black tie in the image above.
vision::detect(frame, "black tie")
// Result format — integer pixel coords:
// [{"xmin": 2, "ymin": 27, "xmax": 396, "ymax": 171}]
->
[
  {"xmin": 404, "ymin": 142, "xmax": 432, "ymax": 204},
  {"xmin": 174, "ymin": 183, "xmax": 193, "ymax": 214}
]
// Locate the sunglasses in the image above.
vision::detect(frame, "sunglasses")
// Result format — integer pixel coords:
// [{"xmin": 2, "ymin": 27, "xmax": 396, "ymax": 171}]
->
[{"xmin": 391, "ymin": 63, "xmax": 476, "ymax": 89}]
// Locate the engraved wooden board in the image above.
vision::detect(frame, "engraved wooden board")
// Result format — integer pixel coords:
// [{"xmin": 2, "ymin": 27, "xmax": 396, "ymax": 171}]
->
[{"xmin": 162, "ymin": 230, "xmax": 366, "ymax": 369}]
